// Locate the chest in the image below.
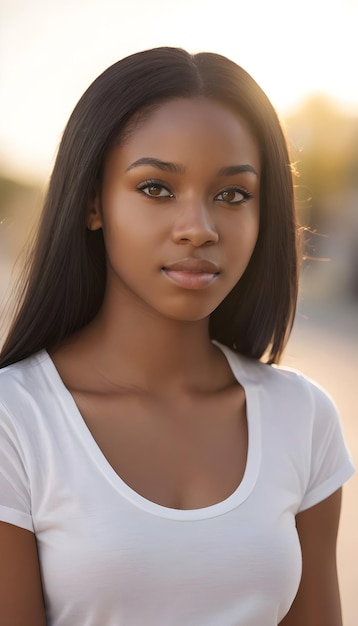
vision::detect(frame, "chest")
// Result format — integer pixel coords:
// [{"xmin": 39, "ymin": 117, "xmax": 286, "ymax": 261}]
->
[
  {"xmin": 71, "ymin": 386, "xmax": 248, "ymax": 510},
  {"xmin": 30, "ymin": 366, "xmax": 307, "ymax": 624},
  {"xmin": 37, "ymin": 467, "xmax": 301, "ymax": 626}
]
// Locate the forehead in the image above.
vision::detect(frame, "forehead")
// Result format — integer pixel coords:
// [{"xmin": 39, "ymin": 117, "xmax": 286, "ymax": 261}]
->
[{"xmin": 109, "ymin": 97, "xmax": 261, "ymax": 174}]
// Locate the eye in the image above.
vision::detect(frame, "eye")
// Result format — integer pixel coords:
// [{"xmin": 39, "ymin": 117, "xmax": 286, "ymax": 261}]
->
[
  {"xmin": 215, "ymin": 187, "xmax": 252, "ymax": 204},
  {"xmin": 137, "ymin": 180, "xmax": 174, "ymax": 198}
]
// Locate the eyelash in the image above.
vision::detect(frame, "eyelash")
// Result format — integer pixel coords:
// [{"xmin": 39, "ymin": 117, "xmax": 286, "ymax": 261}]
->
[
  {"xmin": 136, "ymin": 179, "xmax": 174, "ymax": 198},
  {"xmin": 214, "ymin": 186, "xmax": 253, "ymax": 204},
  {"xmin": 136, "ymin": 179, "xmax": 253, "ymax": 204}
]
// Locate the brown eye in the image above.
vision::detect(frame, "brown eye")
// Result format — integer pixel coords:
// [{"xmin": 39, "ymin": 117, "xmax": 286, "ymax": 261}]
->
[
  {"xmin": 148, "ymin": 184, "xmax": 163, "ymax": 196},
  {"xmin": 137, "ymin": 181, "xmax": 174, "ymax": 198},
  {"xmin": 215, "ymin": 187, "xmax": 251, "ymax": 204},
  {"xmin": 221, "ymin": 190, "xmax": 237, "ymax": 202}
]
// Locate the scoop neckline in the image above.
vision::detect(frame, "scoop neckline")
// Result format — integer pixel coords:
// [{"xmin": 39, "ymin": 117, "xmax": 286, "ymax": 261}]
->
[{"xmin": 40, "ymin": 344, "xmax": 262, "ymax": 521}]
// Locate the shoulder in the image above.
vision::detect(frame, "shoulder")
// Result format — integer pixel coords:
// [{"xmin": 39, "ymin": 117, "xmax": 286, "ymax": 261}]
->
[
  {"xmin": 218, "ymin": 341, "xmax": 336, "ymax": 417},
  {"xmin": 0, "ymin": 351, "xmax": 52, "ymax": 421},
  {"xmin": 271, "ymin": 362, "xmax": 339, "ymax": 418},
  {"xmin": 0, "ymin": 350, "xmax": 49, "ymax": 384},
  {"xmin": 221, "ymin": 345, "xmax": 354, "ymax": 509}
]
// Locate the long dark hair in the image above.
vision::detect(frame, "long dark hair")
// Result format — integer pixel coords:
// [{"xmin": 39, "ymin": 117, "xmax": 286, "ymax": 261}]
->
[{"xmin": 0, "ymin": 47, "xmax": 298, "ymax": 368}]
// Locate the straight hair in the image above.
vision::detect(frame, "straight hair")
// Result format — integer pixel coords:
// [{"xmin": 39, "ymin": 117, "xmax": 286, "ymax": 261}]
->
[{"xmin": 0, "ymin": 47, "xmax": 298, "ymax": 368}]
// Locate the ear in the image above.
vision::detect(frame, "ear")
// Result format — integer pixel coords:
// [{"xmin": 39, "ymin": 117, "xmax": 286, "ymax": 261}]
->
[{"xmin": 86, "ymin": 185, "xmax": 103, "ymax": 231}]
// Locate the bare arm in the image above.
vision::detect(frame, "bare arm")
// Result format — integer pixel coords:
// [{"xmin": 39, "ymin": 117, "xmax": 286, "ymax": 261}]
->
[
  {"xmin": 0, "ymin": 521, "xmax": 47, "ymax": 626},
  {"xmin": 280, "ymin": 488, "xmax": 343, "ymax": 626}
]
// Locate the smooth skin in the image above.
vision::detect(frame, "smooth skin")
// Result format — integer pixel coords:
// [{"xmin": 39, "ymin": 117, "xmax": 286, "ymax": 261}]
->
[
  {"xmin": 0, "ymin": 97, "xmax": 344, "ymax": 625},
  {"xmin": 0, "ymin": 522, "xmax": 47, "ymax": 626}
]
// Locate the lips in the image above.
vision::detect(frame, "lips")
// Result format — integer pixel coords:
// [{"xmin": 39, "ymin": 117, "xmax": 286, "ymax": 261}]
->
[
  {"xmin": 161, "ymin": 258, "xmax": 220, "ymax": 289},
  {"xmin": 162, "ymin": 258, "xmax": 220, "ymax": 274}
]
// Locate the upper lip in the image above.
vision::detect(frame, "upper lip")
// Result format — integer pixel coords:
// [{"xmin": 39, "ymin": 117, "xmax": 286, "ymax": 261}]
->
[{"xmin": 162, "ymin": 258, "xmax": 220, "ymax": 274}]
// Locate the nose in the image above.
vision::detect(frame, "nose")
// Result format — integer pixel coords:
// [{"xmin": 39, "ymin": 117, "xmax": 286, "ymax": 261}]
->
[{"xmin": 171, "ymin": 199, "xmax": 219, "ymax": 247}]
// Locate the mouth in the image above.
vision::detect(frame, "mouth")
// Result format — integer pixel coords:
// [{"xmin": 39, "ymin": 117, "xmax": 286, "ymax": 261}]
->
[{"xmin": 161, "ymin": 258, "xmax": 220, "ymax": 290}]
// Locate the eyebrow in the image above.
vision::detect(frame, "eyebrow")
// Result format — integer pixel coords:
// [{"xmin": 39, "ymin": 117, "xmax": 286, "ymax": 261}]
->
[
  {"xmin": 217, "ymin": 164, "xmax": 259, "ymax": 177},
  {"xmin": 125, "ymin": 157, "xmax": 185, "ymax": 174},
  {"xmin": 125, "ymin": 157, "xmax": 258, "ymax": 178}
]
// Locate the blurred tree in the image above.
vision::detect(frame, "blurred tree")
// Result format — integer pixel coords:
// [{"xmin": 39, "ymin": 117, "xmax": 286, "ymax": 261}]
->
[
  {"xmin": 0, "ymin": 174, "xmax": 42, "ymax": 258},
  {"xmin": 284, "ymin": 96, "xmax": 358, "ymax": 299},
  {"xmin": 0, "ymin": 175, "xmax": 41, "ymax": 220},
  {"xmin": 284, "ymin": 96, "xmax": 358, "ymax": 227}
]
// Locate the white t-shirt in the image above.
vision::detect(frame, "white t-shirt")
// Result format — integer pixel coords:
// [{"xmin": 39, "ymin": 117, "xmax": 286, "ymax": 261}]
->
[{"xmin": 0, "ymin": 345, "xmax": 354, "ymax": 626}]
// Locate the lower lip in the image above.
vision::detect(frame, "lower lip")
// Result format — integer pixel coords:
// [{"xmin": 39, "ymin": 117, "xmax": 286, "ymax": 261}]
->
[{"xmin": 162, "ymin": 269, "xmax": 219, "ymax": 289}]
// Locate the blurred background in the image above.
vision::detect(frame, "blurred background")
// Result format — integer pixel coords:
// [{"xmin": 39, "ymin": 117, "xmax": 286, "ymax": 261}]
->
[{"xmin": 1, "ymin": 0, "xmax": 357, "ymax": 623}]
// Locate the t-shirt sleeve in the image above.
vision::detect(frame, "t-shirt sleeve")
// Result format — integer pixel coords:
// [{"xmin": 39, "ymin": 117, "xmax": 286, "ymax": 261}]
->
[
  {"xmin": 0, "ymin": 401, "xmax": 34, "ymax": 532},
  {"xmin": 298, "ymin": 380, "xmax": 355, "ymax": 512}
]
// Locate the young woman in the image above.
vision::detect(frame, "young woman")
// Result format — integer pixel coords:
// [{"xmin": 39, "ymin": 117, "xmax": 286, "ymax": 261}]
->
[{"xmin": 0, "ymin": 47, "xmax": 354, "ymax": 626}]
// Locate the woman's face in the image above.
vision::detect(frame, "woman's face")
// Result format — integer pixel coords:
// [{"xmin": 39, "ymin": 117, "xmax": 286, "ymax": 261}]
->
[{"xmin": 88, "ymin": 97, "xmax": 260, "ymax": 322}]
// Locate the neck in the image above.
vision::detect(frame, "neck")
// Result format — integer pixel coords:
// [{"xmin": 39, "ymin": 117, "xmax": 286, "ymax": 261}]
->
[{"xmin": 75, "ymin": 290, "xmax": 221, "ymax": 392}]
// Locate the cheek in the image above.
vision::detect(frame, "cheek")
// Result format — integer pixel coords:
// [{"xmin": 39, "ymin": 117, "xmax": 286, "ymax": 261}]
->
[
  {"xmin": 222, "ymin": 213, "xmax": 259, "ymax": 287},
  {"xmin": 247, "ymin": 204, "xmax": 260, "ymax": 242},
  {"xmin": 101, "ymin": 202, "xmax": 143, "ymax": 252},
  {"xmin": 228, "ymin": 209, "xmax": 260, "ymax": 256},
  {"xmin": 244, "ymin": 211, "xmax": 260, "ymax": 243},
  {"xmin": 101, "ymin": 206, "xmax": 163, "ymax": 282},
  {"xmin": 102, "ymin": 189, "xmax": 168, "ymax": 243}
]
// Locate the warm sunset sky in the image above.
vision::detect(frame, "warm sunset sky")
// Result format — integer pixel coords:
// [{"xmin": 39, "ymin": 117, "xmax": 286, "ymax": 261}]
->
[{"xmin": 1, "ymin": 0, "xmax": 357, "ymax": 181}]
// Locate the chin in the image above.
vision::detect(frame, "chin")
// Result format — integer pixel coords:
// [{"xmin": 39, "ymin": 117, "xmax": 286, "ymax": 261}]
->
[{"xmin": 158, "ymin": 304, "xmax": 218, "ymax": 323}]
